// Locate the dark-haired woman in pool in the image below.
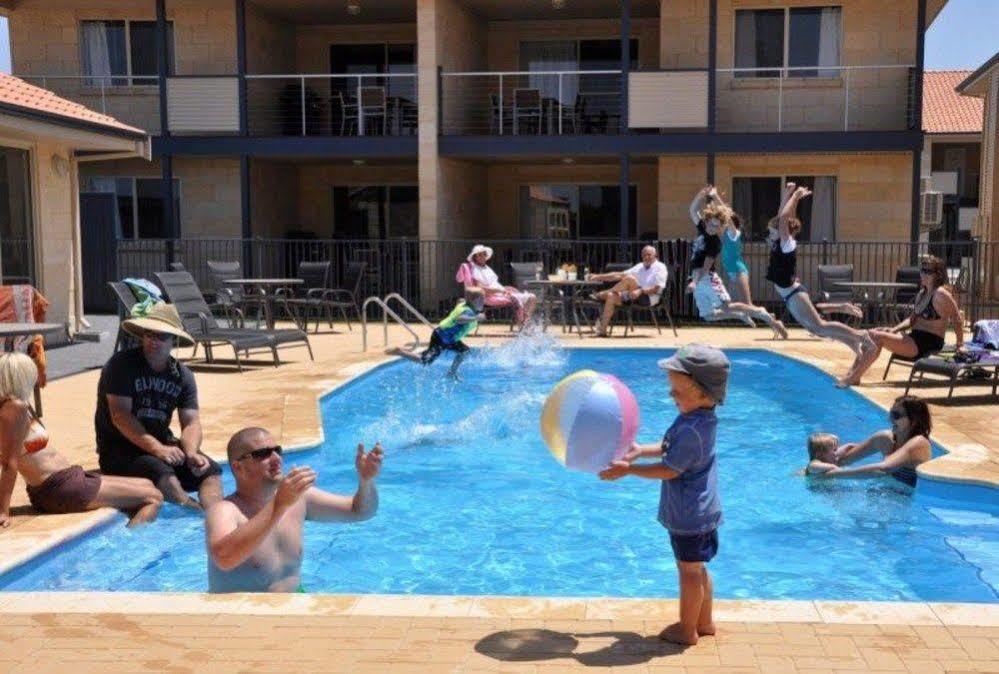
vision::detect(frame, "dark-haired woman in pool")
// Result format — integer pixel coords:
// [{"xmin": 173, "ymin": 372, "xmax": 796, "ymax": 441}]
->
[{"xmin": 817, "ymin": 396, "xmax": 932, "ymax": 486}]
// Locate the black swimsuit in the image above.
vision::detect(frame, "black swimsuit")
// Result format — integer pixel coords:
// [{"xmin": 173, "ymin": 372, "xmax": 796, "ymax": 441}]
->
[{"xmin": 908, "ymin": 289, "xmax": 944, "ymax": 358}]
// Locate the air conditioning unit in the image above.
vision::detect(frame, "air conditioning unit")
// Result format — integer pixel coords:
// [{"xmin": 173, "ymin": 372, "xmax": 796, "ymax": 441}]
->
[{"xmin": 919, "ymin": 190, "xmax": 943, "ymax": 231}]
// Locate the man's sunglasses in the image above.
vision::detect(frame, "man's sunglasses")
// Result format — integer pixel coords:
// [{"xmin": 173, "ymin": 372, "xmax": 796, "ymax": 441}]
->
[
  {"xmin": 237, "ymin": 446, "xmax": 283, "ymax": 461},
  {"xmin": 142, "ymin": 330, "xmax": 173, "ymax": 342}
]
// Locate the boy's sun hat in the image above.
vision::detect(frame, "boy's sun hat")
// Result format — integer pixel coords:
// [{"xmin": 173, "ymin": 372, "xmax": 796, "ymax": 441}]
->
[
  {"xmin": 122, "ymin": 302, "xmax": 195, "ymax": 347},
  {"xmin": 658, "ymin": 344, "xmax": 731, "ymax": 404},
  {"xmin": 467, "ymin": 244, "xmax": 493, "ymax": 262}
]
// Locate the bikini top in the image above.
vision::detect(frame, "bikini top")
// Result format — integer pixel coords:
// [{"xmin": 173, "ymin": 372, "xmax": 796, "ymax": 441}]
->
[
  {"xmin": 915, "ymin": 288, "xmax": 941, "ymax": 321},
  {"xmin": 0, "ymin": 397, "xmax": 49, "ymax": 454}
]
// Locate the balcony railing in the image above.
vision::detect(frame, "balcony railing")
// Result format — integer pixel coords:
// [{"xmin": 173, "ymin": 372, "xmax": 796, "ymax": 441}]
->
[
  {"xmin": 245, "ymin": 73, "xmax": 417, "ymax": 137},
  {"xmin": 440, "ymin": 70, "xmax": 622, "ymax": 136},
  {"xmin": 21, "ymin": 75, "xmax": 161, "ymax": 134},
  {"xmin": 714, "ymin": 64, "xmax": 917, "ymax": 133}
]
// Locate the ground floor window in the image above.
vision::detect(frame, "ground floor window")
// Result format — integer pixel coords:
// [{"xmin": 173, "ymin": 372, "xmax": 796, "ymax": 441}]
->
[
  {"xmin": 332, "ymin": 185, "xmax": 418, "ymax": 239},
  {"xmin": 519, "ymin": 184, "xmax": 637, "ymax": 239},
  {"xmin": 0, "ymin": 148, "xmax": 33, "ymax": 285},
  {"xmin": 81, "ymin": 176, "xmax": 180, "ymax": 239},
  {"xmin": 731, "ymin": 175, "xmax": 836, "ymax": 241}
]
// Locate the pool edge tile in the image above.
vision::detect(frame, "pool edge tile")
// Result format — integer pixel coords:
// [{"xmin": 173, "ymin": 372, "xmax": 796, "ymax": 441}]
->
[
  {"xmin": 814, "ymin": 600, "xmax": 942, "ymax": 625},
  {"xmin": 930, "ymin": 602, "xmax": 999, "ymax": 626}
]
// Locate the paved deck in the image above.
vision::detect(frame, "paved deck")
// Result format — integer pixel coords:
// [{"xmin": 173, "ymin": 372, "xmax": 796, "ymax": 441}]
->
[{"xmin": 1, "ymin": 322, "xmax": 996, "ymax": 673}]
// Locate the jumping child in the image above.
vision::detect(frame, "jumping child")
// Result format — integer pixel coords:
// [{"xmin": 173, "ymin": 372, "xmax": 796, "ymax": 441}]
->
[{"xmin": 387, "ymin": 288, "xmax": 485, "ymax": 379}]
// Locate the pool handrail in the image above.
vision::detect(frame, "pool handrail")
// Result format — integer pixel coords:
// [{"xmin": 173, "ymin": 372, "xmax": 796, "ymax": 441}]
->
[
  {"xmin": 361, "ymin": 295, "xmax": 423, "ymax": 352},
  {"xmin": 383, "ymin": 293, "xmax": 433, "ymax": 330}
]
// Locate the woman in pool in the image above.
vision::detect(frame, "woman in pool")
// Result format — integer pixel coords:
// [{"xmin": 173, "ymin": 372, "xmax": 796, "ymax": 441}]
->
[
  {"xmin": 817, "ymin": 395, "xmax": 932, "ymax": 486},
  {"xmin": 836, "ymin": 255, "xmax": 963, "ymax": 388},
  {"xmin": 0, "ymin": 352, "xmax": 162, "ymax": 527},
  {"xmin": 457, "ymin": 244, "xmax": 537, "ymax": 328},
  {"xmin": 767, "ymin": 183, "xmax": 873, "ymax": 358}
]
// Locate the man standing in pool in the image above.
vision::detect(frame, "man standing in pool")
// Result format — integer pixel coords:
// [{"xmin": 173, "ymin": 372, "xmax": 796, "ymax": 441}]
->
[
  {"xmin": 600, "ymin": 344, "xmax": 729, "ymax": 645},
  {"xmin": 206, "ymin": 427, "xmax": 382, "ymax": 593}
]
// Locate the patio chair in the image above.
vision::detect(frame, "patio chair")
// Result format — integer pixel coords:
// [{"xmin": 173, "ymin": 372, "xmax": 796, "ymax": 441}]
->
[
  {"xmin": 570, "ymin": 262, "xmax": 635, "ymax": 336},
  {"xmin": 325, "ymin": 261, "xmax": 367, "ymax": 331},
  {"xmin": 880, "ymin": 266, "xmax": 922, "ymax": 325},
  {"xmin": 155, "ymin": 271, "xmax": 313, "ymax": 372},
  {"xmin": 510, "ymin": 262, "xmax": 566, "ymax": 332},
  {"xmin": 358, "ymin": 86, "xmax": 387, "ymax": 135},
  {"xmin": 333, "ymin": 91, "xmax": 360, "ymax": 136},
  {"xmin": 276, "ymin": 260, "xmax": 338, "ymax": 333},
  {"xmin": 815, "ymin": 264, "xmax": 864, "ymax": 325},
  {"xmin": 108, "ymin": 281, "xmax": 140, "ymax": 353},
  {"xmin": 512, "ymin": 88, "xmax": 542, "ymax": 135},
  {"xmin": 206, "ymin": 260, "xmax": 263, "ymax": 328},
  {"xmin": 489, "ymin": 93, "xmax": 512, "ymax": 134},
  {"xmin": 902, "ymin": 355, "xmax": 999, "ymax": 399}
]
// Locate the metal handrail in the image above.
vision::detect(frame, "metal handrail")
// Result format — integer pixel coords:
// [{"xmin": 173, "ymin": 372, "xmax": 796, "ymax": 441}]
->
[
  {"xmin": 383, "ymin": 293, "xmax": 433, "ymax": 330},
  {"xmin": 245, "ymin": 73, "xmax": 416, "ymax": 80},
  {"xmin": 361, "ymin": 295, "xmax": 422, "ymax": 352},
  {"xmin": 442, "ymin": 69, "xmax": 621, "ymax": 77},
  {"xmin": 715, "ymin": 64, "xmax": 914, "ymax": 74}
]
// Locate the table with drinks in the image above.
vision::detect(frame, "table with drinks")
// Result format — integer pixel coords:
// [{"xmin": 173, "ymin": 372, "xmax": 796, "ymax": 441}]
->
[{"xmin": 525, "ymin": 269, "xmax": 602, "ymax": 331}]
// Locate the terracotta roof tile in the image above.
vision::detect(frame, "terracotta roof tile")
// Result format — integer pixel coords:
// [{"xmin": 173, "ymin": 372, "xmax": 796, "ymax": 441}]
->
[
  {"xmin": 923, "ymin": 70, "xmax": 983, "ymax": 134},
  {"xmin": 0, "ymin": 72, "xmax": 145, "ymax": 136}
]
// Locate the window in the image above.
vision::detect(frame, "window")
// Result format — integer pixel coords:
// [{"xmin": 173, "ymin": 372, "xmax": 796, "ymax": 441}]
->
[
  {"xmin": 81, "ymin": 177, "xmax": 180, "ymax": 239},
  {"xmin": 0, "ymin": 149, "xmax": 34, "ymax": 286},
  {"xmin": 519, "ymin": 39, "xmax": 638, "ymax": 109},
  {"xmin": 735, "ymin": 7, "xmax": 841, "ymax": 78},
  {"xmin": 81, "ymin": 20, "xmax": 174, "ymax": 85},
  {"xmin": 518, "ymin": 184, "xmax": 637, "ymax": 239},
  {"xmin": 329, "ymin": 43, "xmax": 417, "ymax": 101},
  {"xmin": 731, "ymin": 176, "xmax": 837, "ymax": 241},
  {"xmin": 332, "ymin": 186, "xmax": 418, "ymax": 239}
]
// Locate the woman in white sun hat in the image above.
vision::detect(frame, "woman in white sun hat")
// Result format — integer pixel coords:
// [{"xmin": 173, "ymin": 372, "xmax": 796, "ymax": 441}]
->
[{"xmin": 456, "ymin": 244, "xmax": 537, "ymax": 328}]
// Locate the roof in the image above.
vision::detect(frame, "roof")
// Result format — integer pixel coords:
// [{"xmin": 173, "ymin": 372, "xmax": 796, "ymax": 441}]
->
[
  {"xmin": 957, "ymin": 51, "xmax": 999, "ymax": 98},
  {"xmin": 0, "ymin": 73, "xmax": 146, "ymax": 139},
  {"xmin": 923, "ymin": 70, "xmax": 983, "ymax": 134}
]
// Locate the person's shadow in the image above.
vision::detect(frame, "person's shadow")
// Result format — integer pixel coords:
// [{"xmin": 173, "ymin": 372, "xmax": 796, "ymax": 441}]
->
[{"xmin": 475, "ymin": 628, "xmax": 687, "ymax": 667}]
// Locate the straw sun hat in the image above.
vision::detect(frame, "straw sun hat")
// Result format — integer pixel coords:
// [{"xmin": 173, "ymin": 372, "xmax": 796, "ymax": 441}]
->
[
  {"xmin": 467, "ymin": 244, "xmax": 493, "ymax": 262},
  {"xmin": 122, "ymin": 303, "xmax": 195, "ymax": 347}
]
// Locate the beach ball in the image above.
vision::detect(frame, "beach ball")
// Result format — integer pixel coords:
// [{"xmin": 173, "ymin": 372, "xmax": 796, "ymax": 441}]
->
[{"xmin": 540, "ymin": 370, "xmax": 640, "ymax": 473}]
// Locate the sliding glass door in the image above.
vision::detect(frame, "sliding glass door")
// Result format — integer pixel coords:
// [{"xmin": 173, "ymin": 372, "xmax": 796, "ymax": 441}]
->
[
  {"xmin": 332, "ymin": 185, "xmax": 418, "ymax": 239},
  {"xmin": 0, "ymin": 148, "xmax": 34, "ymax": 286}
]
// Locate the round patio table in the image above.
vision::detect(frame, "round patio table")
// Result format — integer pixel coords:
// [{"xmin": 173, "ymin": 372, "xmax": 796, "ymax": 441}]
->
[
  {"xmin": 224, "ymin": 278, "xmax": 303, "ymax": 331},
  {"xmin": 525, "ymin": 278, "xmax": 603, "ymax": 332},
  {"xmin": 835, "ymin": 281, "xmax": 919, "ymax": 325},
  {"xmin": 0, "ymin": 322, "xmax": 64, "ymax": 415}
]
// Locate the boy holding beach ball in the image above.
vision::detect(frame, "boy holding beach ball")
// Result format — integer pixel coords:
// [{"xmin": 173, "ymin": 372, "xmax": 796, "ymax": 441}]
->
[{"xmin": 599, "ymin": 344, "xmax": 730, "ymax": 646}]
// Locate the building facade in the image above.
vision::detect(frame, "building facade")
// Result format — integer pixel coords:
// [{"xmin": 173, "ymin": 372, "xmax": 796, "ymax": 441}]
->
[{"xmin": 1, "ymin": 0, "xmax": 950, "ymax": 311}]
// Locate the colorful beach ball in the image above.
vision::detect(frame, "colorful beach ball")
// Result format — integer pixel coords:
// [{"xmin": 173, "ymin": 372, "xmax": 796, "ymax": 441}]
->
[{"xmin": 540, "ymin": 370, "xmax": 640, "ymax": 473}]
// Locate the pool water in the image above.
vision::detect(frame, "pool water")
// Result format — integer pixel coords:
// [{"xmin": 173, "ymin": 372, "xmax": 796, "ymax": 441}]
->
[{"xmin": 3, "ymin": 343, "xmax": 997, "ymax": 601}]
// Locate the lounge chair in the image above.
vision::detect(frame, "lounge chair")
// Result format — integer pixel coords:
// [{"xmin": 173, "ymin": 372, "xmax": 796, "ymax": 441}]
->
[
  {"xmin": 155, "ymin": 271, "xmax": 313, "ymax": 372},
  {"xmin": 815, "ymin": 264, "xmax": 863, "ymax": 325},
  {"xmin": 108, "ymin": 281, "xmax": 139, "ymax": 353},
  {"xmin": 903, "ymin": 355, "xmax": 999, "ymax": 399}
]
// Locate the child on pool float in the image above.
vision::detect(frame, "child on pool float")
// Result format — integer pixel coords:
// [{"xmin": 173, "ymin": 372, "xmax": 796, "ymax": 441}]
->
[{"xmin": 387, "ymin": 288, "xmax": 485, "ymax": 379}]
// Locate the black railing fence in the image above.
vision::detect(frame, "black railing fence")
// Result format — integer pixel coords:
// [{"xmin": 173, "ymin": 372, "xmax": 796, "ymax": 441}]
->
[{"xmin": 117, "ymin": 238, "xmax": 999, "ymax": 325}]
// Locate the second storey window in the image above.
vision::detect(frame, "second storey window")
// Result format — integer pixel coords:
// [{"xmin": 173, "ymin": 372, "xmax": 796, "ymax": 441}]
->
[
  {"xmin": 735, "ymin": 7, "xmax": 841, "ymax": 78},
  {"xmin": 81, "ymin": 20, "xmax": 175, "ymax": 86},
  {"xmin": 731, "ymin": 176, "xmax": 837, "ymax": 242}
]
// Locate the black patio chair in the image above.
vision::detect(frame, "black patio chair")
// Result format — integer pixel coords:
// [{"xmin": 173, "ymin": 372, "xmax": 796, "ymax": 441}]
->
[
  {"xmin": 206, "ymin": 260, "xmax": 263, "ymax": 328},
  {"xmin": 570, "ymin": 262, "xmax": 632, "ymax": 336},
  {"xmin": 880, "ymin": 266, "xmax": 922, "ymax": 326},
  {"xmin": 108, "ymin": 281, "xmax": 139, "ymax": 353},
  {"xmin": 155, "ymin": 271, "xmax": 313, "ymax": 372},
  {"xmin": 325, "ymin": 261, "xmax": 367, "ymax": 331},
  {"xmin": 815, "ymin": 264, "xmax": 864, "ymax": 326},
  {"xmin": 277, "ymin": 260, "xmax": 337, "ymax": 333}
]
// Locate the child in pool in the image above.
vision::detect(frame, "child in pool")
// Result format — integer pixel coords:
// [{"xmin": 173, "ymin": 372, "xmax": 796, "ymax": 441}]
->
[
  {"xmin": 599, "ymin": 344, "xmax": 729, "ymax": 646},
  {"xmin": 387, "ymin": 288, "xmax": 485, "ymax": 379},
  {"xmin": 804, "ymin": 432, "xmax": 842, "ymax": 475}
]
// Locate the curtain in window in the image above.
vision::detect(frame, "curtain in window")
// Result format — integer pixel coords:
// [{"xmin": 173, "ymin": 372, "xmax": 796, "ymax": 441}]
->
[
  {"xmin": 81, "ymin": 21, "xmax": 112, "ymax": 86},
  {"xmin": 520, "ymin": 41, "xmax": 578, "ymax": 105},
  {"xmin": 817, "ymin": 8, "xmax": 841, "ymax": 77},
  {"xmin": 734, "ymin": 11, "xmax": 757, "ymax": 73},
  {"xmin": 810, "ymin": 177, "xmax": 837, "ymax": 241}
]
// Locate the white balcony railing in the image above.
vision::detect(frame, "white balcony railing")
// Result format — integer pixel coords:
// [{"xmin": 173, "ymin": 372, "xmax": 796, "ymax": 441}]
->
[
  {"xmin": 441, "ymin": 70, "xmax": 623, "ymax": 136},
  {"xmin": 244, "ymin": 73, "xmax": 417, "ymax": 137},
  {"xmin": 20, "ymin": 75, "xmax": 161, "ymax": 134},
  {"xmin": 714, "ymin": 64, "xmax": 917, "ymax": 133}
]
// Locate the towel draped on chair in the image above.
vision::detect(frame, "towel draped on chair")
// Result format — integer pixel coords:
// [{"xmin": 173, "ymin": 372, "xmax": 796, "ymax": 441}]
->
[{"xmin": 0, "ymin": 285, "xmax": 49, "ymax": 386}]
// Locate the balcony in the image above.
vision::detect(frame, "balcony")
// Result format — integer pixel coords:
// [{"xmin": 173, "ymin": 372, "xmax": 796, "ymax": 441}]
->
[
  {"xmin": 245, "ymin": 74, "xmax": 417, "ymax": 137},
  {"xmin": 21, "ymin": 75, "xmax": 162, "ymax": 135}
]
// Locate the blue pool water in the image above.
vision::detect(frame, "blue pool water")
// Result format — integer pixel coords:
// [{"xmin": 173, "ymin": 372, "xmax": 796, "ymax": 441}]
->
[{"xmin": 3, "ymin": 344, "xmax": 997, "ymax": 601}]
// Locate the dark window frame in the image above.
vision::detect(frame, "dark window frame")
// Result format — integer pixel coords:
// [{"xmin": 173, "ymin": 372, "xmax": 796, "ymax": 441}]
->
[
  {"xmin": 80, "ymin": 19, "xmax": 176, "ymax": 86},
  {"xmin": 734, "ymin": 6, "xmax": 842, "ymax": 79}
]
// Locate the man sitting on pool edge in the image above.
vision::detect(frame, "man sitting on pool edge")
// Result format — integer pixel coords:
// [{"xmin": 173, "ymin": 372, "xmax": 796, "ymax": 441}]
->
[{"xmin": 206, "ymin": 427, "xmax": 383, "ymax": 593}]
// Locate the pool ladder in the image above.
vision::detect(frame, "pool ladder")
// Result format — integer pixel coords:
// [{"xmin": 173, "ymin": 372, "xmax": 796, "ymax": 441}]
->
[{"xmin": 361, "ymin": 293, "xmax": 433, "ymax": 352}]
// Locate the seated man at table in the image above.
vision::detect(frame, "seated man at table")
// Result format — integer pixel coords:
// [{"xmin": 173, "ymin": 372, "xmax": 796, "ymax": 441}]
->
[
  {"xmin": 95, "ymin": 303, "xmax": 222, "ymax": 511},
  {"xmin": 588, "ymin": 246, "xmax": 669, "ymax": 337},
  {"xmin": 206, "ymin": 427, "xmax": 382, "ymax": 593}
]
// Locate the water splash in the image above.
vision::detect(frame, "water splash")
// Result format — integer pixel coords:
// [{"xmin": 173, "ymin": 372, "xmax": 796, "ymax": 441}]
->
[{"xmin": 474, "ymin": 322, "xmax": 568, "ymax": 371}]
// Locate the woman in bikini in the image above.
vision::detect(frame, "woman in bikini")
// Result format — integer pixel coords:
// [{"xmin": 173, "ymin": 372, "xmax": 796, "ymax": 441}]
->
[
  {"xmin": 838, "ymin": 255, "xmax": 963, "ymax": 387},
  {"xmin": 767, "ymin": 183, "xmax": 873, "ymax": 358},
  {"xmin": 817, "ymin": 395, "xmax": 932, "ymax": 487},
  {"xmin": 0, "ymin": 352, "xmax": 162, "ymax": 528}
]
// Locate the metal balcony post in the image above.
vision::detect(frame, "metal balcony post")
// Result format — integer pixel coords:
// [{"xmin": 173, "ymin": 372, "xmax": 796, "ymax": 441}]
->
[
  {"xmin": 558, "ymin": 73, "xmax": 563, "ymax": 135},
  {"xmin": 300, "ymin": 76, "xmax": 307, "ymax": 136},
  {"xmin": 844, "ymin": 67, "xmax": 850, "ymax": 131},
  {"xmin": 498, "ymin": 74, "xmax": 504, "ymax": 135},
  {"xmin": 357, "ymin": 76, "xmax": 365, "ymax": 136}
]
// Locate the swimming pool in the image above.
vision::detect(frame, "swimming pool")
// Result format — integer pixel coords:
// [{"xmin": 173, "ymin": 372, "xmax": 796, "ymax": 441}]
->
[{"xmin": 2, "ymin": 345, "xmax": 997, "ymax": 601}]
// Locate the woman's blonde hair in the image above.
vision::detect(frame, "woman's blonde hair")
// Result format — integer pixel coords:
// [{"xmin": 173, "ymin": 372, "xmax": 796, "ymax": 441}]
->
[
  {"xmin": 702, "ymin": 202, "xmax": 734, "ymax": 226},
  {"xmin": 0, "ymin": 352, "xmax": 38, "ymax": 403}
]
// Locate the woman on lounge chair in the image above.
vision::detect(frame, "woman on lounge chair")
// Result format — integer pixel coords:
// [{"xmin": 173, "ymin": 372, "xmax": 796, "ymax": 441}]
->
[
  {"xmin": 457, "ymin": 244, "xmax": 537, "ymax": 328},
  {"xmin": 817, "ymin": 395, "xmax": 932, "ymax": 487},
  {"xmin": 837, "ymin": 255, "xmax": 963, "ymax": 387},
  {"xmin": 766, "ymin": 183, "xmax": 873, "ymax": 361},
  {"xmin": 0, "ymin": 353, "xmax": 162, "ymax": 528}
]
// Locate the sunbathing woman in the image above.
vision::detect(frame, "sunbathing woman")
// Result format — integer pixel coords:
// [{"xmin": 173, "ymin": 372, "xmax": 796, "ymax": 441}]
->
[
  {"xmin": 837, "ymin": 255, "xmax": 963, "ymax": 387},
  {"xmin": 0, "ymin": 352, "xmax": 162, "ymax": 527},
  {"xmin": 766, "ymin": 183, "xmax": 873, "ymax": 357},
  {"xmin": 817, "ymin": 395, "xmax": 932, "ymax": 487}
]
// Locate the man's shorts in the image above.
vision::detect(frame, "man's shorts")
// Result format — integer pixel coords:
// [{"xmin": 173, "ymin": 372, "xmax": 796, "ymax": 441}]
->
[
  {"xmin": 619, "ymin": 292, "xmax": 653, "ymax": 307},
  {"xmin": 99, "ymin": 449, "xmax": 222, "ymax": 493},
  {"xmin": 669, "ymin": 529, "xmax": 719, "ymax": 563},
  {"xmin": 694, "ymin": 273, "xmax": 731, "ymax": 319}
]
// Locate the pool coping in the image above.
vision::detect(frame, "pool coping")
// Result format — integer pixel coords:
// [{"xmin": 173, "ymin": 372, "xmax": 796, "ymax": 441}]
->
[{"xmin": 0, "ymin": 344, "xmax": 995, "ymax": 613}]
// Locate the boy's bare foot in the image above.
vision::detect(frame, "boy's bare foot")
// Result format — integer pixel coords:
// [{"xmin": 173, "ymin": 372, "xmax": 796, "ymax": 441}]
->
[
  {"xmin": 835, "ymin": 377, "xmax": 860, "ymax": 389},
  {"xmin": 658, "ymin": 622, "xmax": 698, "ymax": 645},
  {"xmin": 697, "ymin": 622, "xmax": 717, "ymax": 636}
]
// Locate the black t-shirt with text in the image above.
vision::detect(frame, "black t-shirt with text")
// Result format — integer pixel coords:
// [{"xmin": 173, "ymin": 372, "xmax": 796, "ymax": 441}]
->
[{"xmin": 94, "ymin": 348, "xmax": 198, "ymax": 460}]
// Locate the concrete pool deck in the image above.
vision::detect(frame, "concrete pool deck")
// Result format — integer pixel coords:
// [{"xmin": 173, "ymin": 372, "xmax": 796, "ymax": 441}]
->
[{"xmin": 1, "ymin": 323, "xmax": 996, "ymax": 672}]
